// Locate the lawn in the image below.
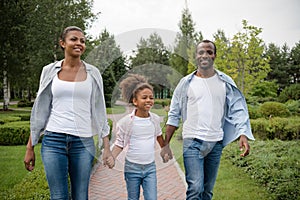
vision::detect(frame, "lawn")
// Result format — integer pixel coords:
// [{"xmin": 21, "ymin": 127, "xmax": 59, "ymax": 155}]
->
[{"xmin": 0, "ymin": 145, "xmax": 43, "ymax": 195}]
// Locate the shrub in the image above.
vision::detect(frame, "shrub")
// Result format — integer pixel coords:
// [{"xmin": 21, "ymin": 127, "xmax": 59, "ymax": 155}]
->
[
  {"xmin": 285, "ymin": 100, "xmax": 300, "ymax": 116},
  {"xmin": 4, "ymin": 168, "xmax": 50, "ymax": 199},
  {"xmin": 248, "ymin": 104, "xmax": 262, "ymax": 119},
  {"xmin": 259, "ymin": 101, "xmax": 291, "ymax": 118},
  {"xmin": 223, "ymin": 140, "xmax": 300, "ymax": 200},
  {"xmin": 154, "ymin": 99, "xmax": 171, "ymax": 107},
  {"xmin": 251, "ymin": 117, "xmax": 300, "ymax": 140},
  {"xmin": 0, "ymin": 121, "xmax": 30, "ymax": 145},
  {"xmin": 17, "ymin": 99, "xmax": 34, "ymax": 107}
]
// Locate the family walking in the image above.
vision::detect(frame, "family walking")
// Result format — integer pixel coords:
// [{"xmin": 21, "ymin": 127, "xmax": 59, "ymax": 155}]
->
[{"xmin": 24, "ymin": 26, "xmax": 254, "ymax": 200}]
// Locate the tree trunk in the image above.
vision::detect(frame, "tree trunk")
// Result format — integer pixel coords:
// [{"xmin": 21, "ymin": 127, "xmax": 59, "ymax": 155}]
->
[{"xmin": 3, "ymin": 70, "xmax": 10, "ymax": 111}]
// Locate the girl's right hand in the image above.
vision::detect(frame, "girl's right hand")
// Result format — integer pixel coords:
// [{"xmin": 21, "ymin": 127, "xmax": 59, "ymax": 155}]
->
[{"xmin": 106, "ymin": 156, "xmax": 115, "ymax": 169}]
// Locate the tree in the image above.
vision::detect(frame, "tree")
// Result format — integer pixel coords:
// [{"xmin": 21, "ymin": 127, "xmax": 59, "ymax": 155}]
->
[
  {"xmin": 85, "ymin": 29, "xmax": 127, "ymax": 107},
  {"xmin": 213, "ymin": 29, "xmax": 234, "ymax": 76},
  {"xmin": 129, "ymin": 32, "xmax": 172, "ymax": 98},
  {"xmin": 265, "ymin": 43, "xmax": 290, "ymax": 92},
  {"xmin": 0, "ymin": 0, "xmax": 98, "ymax": 110},
  {"xmin": 170, "ymin": 8, "xmax": 202, "ymax": 76},
  {"xmin": 227, "ymin": 20, "xmax": 270, "ymax": 96},
  {"xmin": 289, "ymin": 41, "xmax": 300, "ymax": 84}
]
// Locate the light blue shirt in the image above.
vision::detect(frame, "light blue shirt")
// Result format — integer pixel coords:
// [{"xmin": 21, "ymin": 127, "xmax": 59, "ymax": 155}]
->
[
  {"xmin": 167, "ymin": 70, "xmax": 255, "ymax": 147},
  {"xmin": 30, "ymin": 60, "xmax": 110, "ymax": 147}
]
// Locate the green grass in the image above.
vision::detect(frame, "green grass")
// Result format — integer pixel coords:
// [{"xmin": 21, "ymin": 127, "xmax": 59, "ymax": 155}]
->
[{"xmin": 0, "ymin": 144, "xmax": 43, "ymax": 193}]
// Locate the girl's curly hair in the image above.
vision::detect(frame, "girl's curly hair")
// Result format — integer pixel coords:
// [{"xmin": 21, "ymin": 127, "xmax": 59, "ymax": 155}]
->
[{"xmin": 119, "ymin": 74, "xmax": 153, "ymax": 103}]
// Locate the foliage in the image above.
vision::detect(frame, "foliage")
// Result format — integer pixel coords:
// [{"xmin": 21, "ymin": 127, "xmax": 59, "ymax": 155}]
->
[
  {"xmin": 247, "ymin": 104, "xmax": 262, "ymax": 119},
  {"xmin": 85, "ymin": 29, "xmax": 127, "ymax": 107},
  {"xmin": 251, "ymin": 117, "xmax": 300, "ymax": 140},
  {"xmin": 170, "ymin": 8, "xmax": 202, "ymax": 76},
  {"xmin": 278, "ymin": 83, "xmax": 300, "ymax": 102},
  {"xmin": 1, "ymin": 0, "xmax": 98, "ymax": 109},
  {"xmin": 285, "ymin": 100, "xmax": 300, "ymax": 116},
  {"xmin": 17, "ymin": 99, "xmax": 34, "ymax": 108},
  {"xmin": 249, "ymin": 80, "xmax": 278, "ymax": 99},
  {"xmin": 0, "ymin": 121, "xmax": 30, "ymax": 145},
  {"xmin": 4, "ymin": 168, "xmax": 50, "ymax": 200},
  {"xmin": 223, "ymin": 140, "xmax": 300, "ymax": 200},
  {"xmin": 129, "ymin": 32, "xmax": 174, "ymax": 98},
  {"xmin": 229, "ymin": 20, "xmax": 271, "ymax": 96},
  {"xmin": 259, "ymin": 101, "xmax": 291, "ymax": 118}
]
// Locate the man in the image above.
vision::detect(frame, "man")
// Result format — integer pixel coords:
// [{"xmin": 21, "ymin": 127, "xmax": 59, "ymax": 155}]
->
[{"xmin": 161, "ymin": 40, "xmax": 254, "ymax": 200}]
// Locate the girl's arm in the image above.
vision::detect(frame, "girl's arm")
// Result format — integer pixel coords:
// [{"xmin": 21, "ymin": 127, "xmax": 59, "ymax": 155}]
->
[
  {"xmin": 157, "ymin": 135, "xmax": 165, "ymax": 148},
  {"xmin": 112, "ymin": 145, "xmax": 123, "ymax": 159},
  {"xmin": 106, "ymin": 145, "xmax": 123, "ymax": 169}
]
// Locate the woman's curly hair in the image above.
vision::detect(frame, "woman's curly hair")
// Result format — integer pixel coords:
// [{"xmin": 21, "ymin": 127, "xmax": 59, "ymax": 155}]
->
[{"xmin": 119, "ymin": 74, "xmax": 153, "ymax": 104}]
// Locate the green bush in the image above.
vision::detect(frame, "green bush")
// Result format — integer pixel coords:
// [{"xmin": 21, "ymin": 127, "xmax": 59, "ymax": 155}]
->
[
  {"xmin": 154, "ymin": 99, "xmax": 171, "ymax": 107},
  {"xmin": 17, "ymin": 99, "xmax": 34, "ymax": 108},
  {"xmin": 285, "ymin": 100, "xmax": 300, "ymax": 116},
  {"xmin": 4, "ymin": 168, "xmax": 50, "ymax": 199},
  {"xmin": 223, "ymin": 140, "xmax": 300, "ymax": 200},
  {"xmin": 251, "ymin": 117, "xmax": 300, "ymax": 140},
  {"xmin": 259, "ymin": 101, "xmax": 291, "ymax": 118},
  {"xmin": 0, "ymin": 121, "xmax": 30, "ymax": 145},
  {"xmin": 248, "ymin": 104, "xmax": 262, "ymax": 119}
]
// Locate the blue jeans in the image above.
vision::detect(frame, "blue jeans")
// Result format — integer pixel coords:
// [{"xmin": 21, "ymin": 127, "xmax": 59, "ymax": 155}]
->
[
  {"xmin": 124, "ymin": 159, "xmax": 157, "ymax": 200},
  {"xmin": 41, "ymin": 131, "xmax": 95, "ymax": 200},
  {"xmin": 183, "ymin": 138, "xmax": 223, "ymax": 200}
]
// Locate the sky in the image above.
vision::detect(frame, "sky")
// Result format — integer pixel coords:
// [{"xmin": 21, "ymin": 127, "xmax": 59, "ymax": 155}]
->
[{"xmin": 87, "ymin": 0, "xmax": 300, "ymax": 52}]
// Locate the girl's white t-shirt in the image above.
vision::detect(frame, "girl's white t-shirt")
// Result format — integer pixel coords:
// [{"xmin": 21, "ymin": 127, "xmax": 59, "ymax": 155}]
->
[
  {"xmin": 46, "ymin": 74, "xmax": 93, "ymax": 137},
  {"xmin": 126, "ymin": 116, "xmax": 156, "ymax": 164},
  {"xmin": 183, "ymin": 74, "xmax": 226, "ymax": 141}
]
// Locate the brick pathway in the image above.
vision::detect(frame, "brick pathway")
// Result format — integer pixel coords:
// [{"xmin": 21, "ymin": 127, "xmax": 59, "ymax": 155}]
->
[{"xmin": 88, "ymin": 102, "xmax": 187, "ymax": 199}]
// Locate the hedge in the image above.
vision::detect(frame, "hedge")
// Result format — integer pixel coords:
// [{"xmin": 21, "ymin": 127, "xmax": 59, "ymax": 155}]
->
[
  {"xmin": 0, "ymin": 121, "xmax": 30, "ymax": 145},
  {"xmin": 251, "ymin": 117, "xmax": 300, "ymax": 140}
]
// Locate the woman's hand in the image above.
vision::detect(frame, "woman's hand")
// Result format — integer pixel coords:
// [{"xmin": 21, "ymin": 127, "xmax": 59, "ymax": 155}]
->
[{"xmin": 24, "ymin": 147, "xmax": 35, "ymax": 171}]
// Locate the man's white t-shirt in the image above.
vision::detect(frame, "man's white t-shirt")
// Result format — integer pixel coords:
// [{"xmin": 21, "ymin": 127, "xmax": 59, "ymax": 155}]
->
[{"xmin": 182, "ymin": 74, "xmax": 226, "ymax": 141}]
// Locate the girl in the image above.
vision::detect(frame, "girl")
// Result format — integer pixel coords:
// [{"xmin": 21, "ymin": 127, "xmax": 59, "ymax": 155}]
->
[
  {"xmin": 107, "ymin": 74, "xmax": 164, "ymax": 200},
  {"xmin": 24, "ymin": 26, "xmax": 112, "ymax": 200}
]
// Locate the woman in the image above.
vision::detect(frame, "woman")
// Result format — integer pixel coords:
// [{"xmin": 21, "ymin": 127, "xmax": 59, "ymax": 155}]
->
[{"xmin": 24, "ymin": 26, "xmax": 112, "ymax": 200}]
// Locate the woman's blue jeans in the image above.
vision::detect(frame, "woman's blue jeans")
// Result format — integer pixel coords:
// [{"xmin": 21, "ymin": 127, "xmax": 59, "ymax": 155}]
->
[
  {"xmin": 124, "ymin": 159, "xmax": 157, "ymax": 200},
  {"xmin": 41, "ymin": 131, "xmax": 95, "ymax": 200},
  {"xmin": 183, "ymin": 138, "xmax": 223, "ymax": 200}
]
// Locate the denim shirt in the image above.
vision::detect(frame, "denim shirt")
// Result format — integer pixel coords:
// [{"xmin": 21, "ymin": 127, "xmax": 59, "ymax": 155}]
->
[
  {"xmin": 30, "ymin": 60, "xmax": 110, "ymax": 146},
  {"xmin": 167, "ymin": 70, "xmax": 254, "ymax": 147},
  {"xmin": 114, "ymin": 109, "xmax": 162, "ymax": 149}
]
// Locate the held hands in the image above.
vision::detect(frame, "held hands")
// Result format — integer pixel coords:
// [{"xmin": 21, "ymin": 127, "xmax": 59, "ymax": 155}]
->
[
  {"xmin": 239, "ymin": 135, "xmax": 250, "ymax": 157},
  {"xmin": 160, "ymin": 144, "xmax": 173, "ymax": 163},
  {"xmin": 102, "ymin": 148, "xmax": 115, "ymax": 169}
]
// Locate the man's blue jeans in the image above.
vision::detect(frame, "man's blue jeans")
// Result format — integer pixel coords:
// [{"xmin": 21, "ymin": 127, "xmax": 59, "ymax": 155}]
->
[
  {"xmin": 124, "ymin": 159, "xmax": 157, "ymax": 200},
  {"xmin": 183, "ymin": 138, "xmax": 223, "ymax": 200},
  {"xmin": 41, "ymin": 131, "xmax": 95, "ymax": 200}
]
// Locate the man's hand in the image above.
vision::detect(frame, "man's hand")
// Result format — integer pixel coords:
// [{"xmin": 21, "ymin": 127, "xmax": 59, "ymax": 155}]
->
[
  {"xmin": 239, "ymin": 135, "xmax": 250, "ymax": 157},
  {"xmin": 160, "ymin": 144, "xmax": 173, "ymax": 163}
]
